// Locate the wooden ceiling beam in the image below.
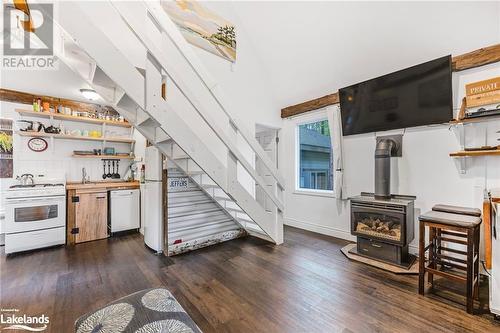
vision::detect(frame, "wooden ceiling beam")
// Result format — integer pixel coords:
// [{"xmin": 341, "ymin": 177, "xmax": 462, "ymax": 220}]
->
[
  {"xmin": 281, "ymin": 92, "xmax": 339, "ymax": 119},
  {"xmin": 451, "ymin": 43, "xmax": 500, "ymax": 72},
  {"xmin": 281, "ymin": 43, "xmax": 500, "ymax": 118},
  {"xmin": 0, "ymin": 88, "xmax": 118, "ymax": 115}
]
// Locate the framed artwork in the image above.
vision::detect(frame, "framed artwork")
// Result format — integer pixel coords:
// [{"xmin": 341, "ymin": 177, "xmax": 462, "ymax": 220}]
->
[
  {"xmin": 0, "ymin": 118, "xmax": 13, "ymax": 178},
  {"xmin": 162, "ymin": 0, "xmax": 236, "ymax": 62}
]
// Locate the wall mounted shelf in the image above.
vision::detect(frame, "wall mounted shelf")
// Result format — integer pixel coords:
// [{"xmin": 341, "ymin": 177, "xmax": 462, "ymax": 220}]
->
[
  {"xmin": 17, "ymin": 131, "xmax": 135, "ymax": 144},
  {"xmin": 450, "ymin": 114, "xmax": 500, "ymax": 126},
  {"xmin": 72, "ymin": 154, "xmax": 134, "ymax": 159},
  {"xmin": 448, "ymin": 112, "xmax": 500, "ymax": 173},
  {"xmin": 15, "ymin": 109, "xmax": 131, "ymax": 127},
  {"xmin": 450, "ymin": 150, "xmax": 500, "ymax": 157}
]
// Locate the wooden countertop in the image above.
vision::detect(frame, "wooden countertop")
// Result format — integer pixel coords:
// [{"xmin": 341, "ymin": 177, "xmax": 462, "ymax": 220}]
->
[{"xmin": 66, "ymin": 180, "xmax": 140, "ymax": 190}]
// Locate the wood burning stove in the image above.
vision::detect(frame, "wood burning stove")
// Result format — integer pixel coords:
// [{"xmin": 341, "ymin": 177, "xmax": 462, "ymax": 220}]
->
[{"xmin": 350, "ymin": 192, "xmax": 416, "ymax": 268}]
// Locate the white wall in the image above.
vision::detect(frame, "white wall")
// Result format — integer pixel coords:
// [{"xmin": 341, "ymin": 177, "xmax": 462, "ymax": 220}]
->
[
  {"xmin": 192, "ymin": 2, "xmax": 281, "ymax": 130},
  {"xmin": 193, "ymin": 2, "xmax": 283, "ymax": 198},
  {"xmin": 281, "ymin": 63, "xmax": 500, "ymax": 252}
]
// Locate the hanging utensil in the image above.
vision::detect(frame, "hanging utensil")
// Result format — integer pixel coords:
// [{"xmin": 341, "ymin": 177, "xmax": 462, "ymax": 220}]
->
[
  {"xmin": 106, "ymin": 160, "xmax": 112, "ymax": 178},
  {"xmin": 113, "ymin": 160, "xmax": 121, "ymax": 179},
  {"xmin": 102, "ymin": 160, "xmax": 107, "ymax": 179}
]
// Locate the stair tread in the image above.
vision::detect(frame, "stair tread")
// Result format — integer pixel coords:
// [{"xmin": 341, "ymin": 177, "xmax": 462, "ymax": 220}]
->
[
  {"xmin": 225, "ymin": 207, "xmax": 243, "ymax": 213},
  {"xmin": 214, "ymin": 196, "xmax": 231, "ymax": 201},
  {"xmin": 157, "ymin": 139, "xmax": 172, "ymax": 144},
  {"xmin": 201, "ymin": 184, "xmax": 218, "ymax": 189},
  {"xmin": 187, "ymin": 170, "xmax": 205, "ymax": 175},
  {"xmin": 168, "ymin": 199, "xmax": 213, "ymax": 208},
  {"xmin": 169, "ymin": 207, "xmax": 221, "ymax": 218}
]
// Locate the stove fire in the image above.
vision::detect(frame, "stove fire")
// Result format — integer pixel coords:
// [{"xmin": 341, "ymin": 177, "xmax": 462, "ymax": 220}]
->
[{"xmin": 356, "ymin": 218, "xmax": 401, "ymax": 241}]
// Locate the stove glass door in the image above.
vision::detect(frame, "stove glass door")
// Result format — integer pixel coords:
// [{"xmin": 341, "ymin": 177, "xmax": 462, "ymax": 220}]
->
[
  {"xmin": 15, "ymin": 205, "xmax": 58, "ymax": 222},
  {"xmin": 351, "ymin": 205, "xmax": 405, "ymax": 244},
  {"xmin": 5, "ymin": 196, "xmax": 66, "ymax": 233}
]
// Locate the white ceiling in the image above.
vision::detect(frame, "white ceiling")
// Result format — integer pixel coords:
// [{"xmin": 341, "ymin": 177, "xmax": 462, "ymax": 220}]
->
[
  {"xmin": 1, "ymin": 60, "xmax": 101, "ymax": 103},
  {"xmin": 231, "ymin": 1, "xmax": 500, "ymax": 109},
  {"xmin": 1, "ymin": 1, "xmax": 499, "ymax": 110}
]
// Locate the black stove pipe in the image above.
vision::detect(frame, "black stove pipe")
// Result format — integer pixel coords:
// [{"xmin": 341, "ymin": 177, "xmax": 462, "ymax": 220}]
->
[{"xmin": 374, "ymin": 139, "xmax": 396, "ymax": 200}]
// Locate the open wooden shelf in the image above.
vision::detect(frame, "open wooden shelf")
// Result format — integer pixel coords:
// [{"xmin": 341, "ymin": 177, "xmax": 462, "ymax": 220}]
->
[
  {"xmin": 72, "ymin": 154, "xmax": 134, "ymax": 159},
  {"xmin": 450, "ymin": 149, "xmax": 500, "ymax": 157},
  {"xmin": 17, "ymin": 131, "xmax": 135, "ymax": 144},
  {"xmin": 15, "ymin": 109, "xmax": 131, "ymax": 128},
  {"xmin": 449, "ymin": 114, "xmax": 500, "ymax": 126}
]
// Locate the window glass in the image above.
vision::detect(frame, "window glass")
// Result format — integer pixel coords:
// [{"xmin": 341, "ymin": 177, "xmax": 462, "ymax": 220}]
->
[{"xmin": 298, "ymin": 120, "xmax": 333, "ymax": 191}]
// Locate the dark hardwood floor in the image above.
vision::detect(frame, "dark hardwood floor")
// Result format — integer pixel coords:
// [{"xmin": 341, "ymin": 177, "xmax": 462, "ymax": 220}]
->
[{"xmin": 1, "ymin": 226, "xmax": 499, "ymax": 333}]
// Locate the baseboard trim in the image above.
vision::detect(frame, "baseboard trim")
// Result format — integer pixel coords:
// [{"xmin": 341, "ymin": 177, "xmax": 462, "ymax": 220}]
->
[
  {"xmin": 284, "ymin": 217, "xmax": 356, "ymax": 242},
  {"xmin": 284, "ymin": 217, "xmax": 419, "ymax": 254}
]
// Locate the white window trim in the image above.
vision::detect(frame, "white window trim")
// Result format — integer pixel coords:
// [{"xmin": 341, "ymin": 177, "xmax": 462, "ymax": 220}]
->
[{"xmin": 295, "ymin": 115, "xmax": 334, "ymax": 195}]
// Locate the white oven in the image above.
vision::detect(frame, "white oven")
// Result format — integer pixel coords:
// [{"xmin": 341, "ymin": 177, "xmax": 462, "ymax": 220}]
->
[
  {"xmin": 5, "ymin": 195, "xmax": 66, "ymax": 234},
  {"xmin": 4, "ymin": 179, "xmax": 67, "ymax": 254}
]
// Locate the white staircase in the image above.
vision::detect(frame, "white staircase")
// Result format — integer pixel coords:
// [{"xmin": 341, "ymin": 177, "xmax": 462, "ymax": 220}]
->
[{"xmin": 49, "ymin": 1, "xmax": 285, "ymax": 243}]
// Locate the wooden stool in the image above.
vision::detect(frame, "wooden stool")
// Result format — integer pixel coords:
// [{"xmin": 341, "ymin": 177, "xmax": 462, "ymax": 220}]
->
[{"xmin": 418, "ymin": 205, "xmax": 481, "ymax": 314}]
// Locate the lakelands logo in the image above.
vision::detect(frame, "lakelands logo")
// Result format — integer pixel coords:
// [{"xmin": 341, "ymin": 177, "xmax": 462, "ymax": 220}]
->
[
  {"xmin": 2, "ymin": 1, "xmax": 57, "ymax": 70},
  {"xmin": 0, "ymin": 309, "xmax": 49, "ymax": 332}
]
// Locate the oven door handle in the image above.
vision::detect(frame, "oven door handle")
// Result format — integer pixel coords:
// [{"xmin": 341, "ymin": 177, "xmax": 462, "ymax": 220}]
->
[{"xmin": 7, "ymin": 196, "xmax": 65, "ymax": 204}]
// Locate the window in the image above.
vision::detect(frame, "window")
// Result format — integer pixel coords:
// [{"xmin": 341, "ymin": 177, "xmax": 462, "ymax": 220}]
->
[{"xmin": 297, "ymin": 119, "xmax": 333, "ymax": 191}]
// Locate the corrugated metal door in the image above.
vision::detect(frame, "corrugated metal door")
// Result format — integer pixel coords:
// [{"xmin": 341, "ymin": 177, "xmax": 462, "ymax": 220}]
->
[{"xmin": 167, "ymin": 167, "xmax": 244, "ymax": 255}]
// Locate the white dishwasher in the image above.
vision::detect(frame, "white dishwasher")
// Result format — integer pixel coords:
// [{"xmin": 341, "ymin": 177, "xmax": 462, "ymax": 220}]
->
[{"xmin": 110, "ymin": 189, "xmax": 140, "ymax": 233}]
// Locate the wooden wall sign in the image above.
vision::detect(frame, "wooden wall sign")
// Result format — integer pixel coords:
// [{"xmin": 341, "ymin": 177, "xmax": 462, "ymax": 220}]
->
[
  {"xmin": 282, "ymin": 43, "xmax": 500, "ymax": 118},
  {"xmin": 465, "ymin": 76, "xmax": 500, "ymax": 108},
  {"xmin": 466, "ymin": 90, "xmax": 500, "ymax": 108},
  {"xmin": 466, "ymin": 77, "xmax": 500, "ymax": 96}
]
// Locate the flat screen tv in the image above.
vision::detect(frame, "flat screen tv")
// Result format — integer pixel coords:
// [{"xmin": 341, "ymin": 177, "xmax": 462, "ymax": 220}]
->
[{"xmin": 339, "ymin": 55, "xmax": 453, "ymax": 136}]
